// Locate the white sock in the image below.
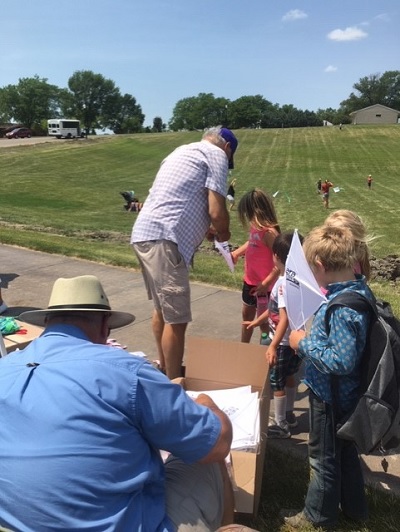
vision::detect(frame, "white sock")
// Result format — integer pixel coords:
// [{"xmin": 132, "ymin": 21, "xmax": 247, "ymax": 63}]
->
[
  {"xmin": 285, "ymin": 385, "xmax": 297, "ymax": 413},
  {"xmin": 274, "ymin": 395, "xmax": 287, "ymax": 424}
]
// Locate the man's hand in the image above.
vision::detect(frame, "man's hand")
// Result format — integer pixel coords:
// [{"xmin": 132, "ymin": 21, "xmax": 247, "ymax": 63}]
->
[{"xmin": 205, "ymin": 227, "xmax": 218, "ymax": 242}]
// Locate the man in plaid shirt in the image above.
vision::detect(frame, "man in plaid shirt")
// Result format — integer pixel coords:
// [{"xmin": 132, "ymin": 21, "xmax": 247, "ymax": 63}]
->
[{"xmin": 131, "ymin": 126, "xmax": 238, "ymax": 379}]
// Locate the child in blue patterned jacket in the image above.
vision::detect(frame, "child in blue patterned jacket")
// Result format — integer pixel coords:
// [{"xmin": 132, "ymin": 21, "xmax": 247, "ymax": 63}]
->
[{"xmin": 286, "ymin": 224, "xmax": 374, "ymax": 529}]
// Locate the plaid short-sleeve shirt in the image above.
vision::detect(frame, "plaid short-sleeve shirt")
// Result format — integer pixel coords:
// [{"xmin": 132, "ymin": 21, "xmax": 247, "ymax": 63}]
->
[{"xmin": 131, "ymin": 140, "xmax": 229, "ymax": 267}]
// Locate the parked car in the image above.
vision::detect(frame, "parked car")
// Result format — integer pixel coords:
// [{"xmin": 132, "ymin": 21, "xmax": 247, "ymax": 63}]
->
[{"xmin": 6, "ymin": 127, "xmax": 32, "ymax": 139}]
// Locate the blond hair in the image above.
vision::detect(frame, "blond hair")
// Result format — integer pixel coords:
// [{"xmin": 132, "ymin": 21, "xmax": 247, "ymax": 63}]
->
[
  {"xmin": 237, "ymin": 188, "xmax": 280, "ymax": 232},
  {"xmin": 324, "ymin": 209, "xmax": 371, "ymax": 279},
  {"xmin": 303, "ymin": 225, "xmax": 357, "ymax": 272}
]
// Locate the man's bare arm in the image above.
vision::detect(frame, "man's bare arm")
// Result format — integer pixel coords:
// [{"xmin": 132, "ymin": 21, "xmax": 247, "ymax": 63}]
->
[
  {"xmin": 208, "ymin": 189, "xmax": 230, "ymax": 242},
  {"xmin": 194, "ymin": 393, "xmax": 233, "ymax": 463}
]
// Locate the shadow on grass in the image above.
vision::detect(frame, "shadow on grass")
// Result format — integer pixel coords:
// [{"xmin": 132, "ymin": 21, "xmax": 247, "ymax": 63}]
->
[{"xmin": 235, "ymin": 446, "xmax": 400, "ymax": 532}]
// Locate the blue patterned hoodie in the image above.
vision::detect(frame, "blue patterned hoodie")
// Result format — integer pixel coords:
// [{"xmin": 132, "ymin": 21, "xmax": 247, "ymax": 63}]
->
[{"xmin": 297, "ymin": 275, "xmax": 374, "ymax": 412}]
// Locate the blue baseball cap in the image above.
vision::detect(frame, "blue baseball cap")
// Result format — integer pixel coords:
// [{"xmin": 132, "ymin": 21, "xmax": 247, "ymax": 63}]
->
[{"xmin": 220, "ymin": 128, "xmax": 238, "ymax": 169}]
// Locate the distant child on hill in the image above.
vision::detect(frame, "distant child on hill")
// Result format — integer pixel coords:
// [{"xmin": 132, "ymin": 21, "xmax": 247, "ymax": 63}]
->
[
  {"xmin": 324, "ymin": 209, "xmax": 371, "ymax": 280},
  {"xmin": 321, "ymin": 179, "xmax": 333, "ymax": 209},
  {"xmin": 231, "ymin": 189, "xmax": 280, "ymax": 343},
  {"xmin": 243, "ymin": 231, "xmax": 303, "ymax": 438},
  {"xmin": 226, "ymin": 178, "xmax": 236, "ymax": 211},
  {"xmin": 367, "ymin": 174, "xmax": 373, "ymax": 189},
  {"xmin": 286, "ymin": 224, "xmax": 374, "ymax": 529}
]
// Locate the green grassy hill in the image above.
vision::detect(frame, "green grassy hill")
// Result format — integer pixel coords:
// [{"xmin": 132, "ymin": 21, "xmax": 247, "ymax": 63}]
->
[{"xmin": 1, "ymin": 126, "xmax": 399, "ymax": 297}]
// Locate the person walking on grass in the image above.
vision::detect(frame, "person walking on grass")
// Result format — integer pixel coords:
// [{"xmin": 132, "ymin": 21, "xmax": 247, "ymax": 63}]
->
[
  {"xmin": 131, "ymin": 126, "xmax": 238, "ymax": 379},
  {"xmin": 286, "ymin": 225, "xmax": 373, "ymax": 529},
  {"xmin": 367, "ymin": 174, "xmax": 373, "ymax": 189},
  {"xmin": 321, "ymin": 179, "xmax": 333, "ymax": 209},
  {"xmin": 243, "ymin": 232, "xmax": 303, "ymax": 438},
  {"xmin": 0, "ymin": 275, "xmax": 234, "ymax": 531},
  {"xmin": 231, "ymin": 189, "xmax": 280, "ymax": 344},
  {"xmin": 226, "ymin": 178, "xmax": 236, "ymax": 211}
]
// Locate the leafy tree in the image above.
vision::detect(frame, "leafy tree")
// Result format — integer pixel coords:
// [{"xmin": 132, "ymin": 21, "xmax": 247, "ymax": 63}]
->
[
  {"xmin": 107, "ymin": 93, "xmax": 144, "ymax": 134},
  {"xmin": 0, "ymin": 76, "xmax": 61, "ymax": 129},
  {"xmin": 152, "ymin": 117, "xmax": 164, "ymax": 132},
  {"xmin": 169, "ymin": 93, "xmax": 229, "ymax": 131},
  {"xmin": 64, "ymin": 70, "xmax": 122, "ymax": 132},
  {"xmin": 229, "ymin": 95, "xmax": 272, "ymax": 129},
  {"xmin": 340, "ymin": 70, "xmax": 400, "ymax": 113}
]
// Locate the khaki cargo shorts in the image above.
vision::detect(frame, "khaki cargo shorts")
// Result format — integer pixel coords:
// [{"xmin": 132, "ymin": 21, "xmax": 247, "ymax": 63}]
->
[{"xmin": 132, "ymin": 240, "xmax": 192, "ymax": 324}]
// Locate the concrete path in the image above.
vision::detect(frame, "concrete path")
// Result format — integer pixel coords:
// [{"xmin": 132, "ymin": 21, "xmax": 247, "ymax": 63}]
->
[{"xmin": 1, "ymin": 243, "xmax": 400, "ymax": 498}]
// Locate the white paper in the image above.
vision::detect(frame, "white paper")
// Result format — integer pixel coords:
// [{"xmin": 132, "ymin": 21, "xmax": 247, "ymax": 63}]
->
[
  {"xmin": 284, "ymin": 230, "xmax": 326, "ymax": 330},
  {"xmin": 188, "ymin": 386, "xmax": 260, "ymax": 451},
  {"xmin": 214, "ymin": 239, "xmax": 235, "ymax": 272}
]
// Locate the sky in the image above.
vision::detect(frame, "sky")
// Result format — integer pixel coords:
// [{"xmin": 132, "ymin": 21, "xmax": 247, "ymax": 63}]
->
[{"xmin": 1, "ymin": 1, "xmax": 399, "ymax": 127}]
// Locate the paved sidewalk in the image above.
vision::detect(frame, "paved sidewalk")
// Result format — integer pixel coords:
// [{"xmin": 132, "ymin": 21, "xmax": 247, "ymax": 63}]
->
[{"xmin": 1, "ymin": 243, "xmax": 400, "ymax": 498}]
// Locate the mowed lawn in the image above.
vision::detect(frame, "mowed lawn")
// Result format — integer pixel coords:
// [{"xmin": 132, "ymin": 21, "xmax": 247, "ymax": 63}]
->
[{"xmin": 1, "ymin": 125, "xmax": 399, "ymax": 295}]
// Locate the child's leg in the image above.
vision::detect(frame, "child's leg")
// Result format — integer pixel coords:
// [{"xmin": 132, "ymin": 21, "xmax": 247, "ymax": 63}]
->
[
  {"xmin": 268, "ymin": 346, "xmax": 292, "ymax": 438},
  {"xmin": 273, "ymin": 391, "xmax": 287, "ymax": 424},
  {"xmin": 285, "ymin": 355, "xmax": 302, "ymax": 425},
  {"xmin": 241, "ymin": 282, "xmax": 257, "ymax": 343},
  {"xmin": 303, "ymin": 390, "xmax": 341, "ymax": 527},
  {"xmin": 241, "ymin": 303, "xmax": 256, "ymax": 343}
]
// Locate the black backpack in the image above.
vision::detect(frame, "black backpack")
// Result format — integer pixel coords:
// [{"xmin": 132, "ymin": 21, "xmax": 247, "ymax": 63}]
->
[{"xmin": 325, "ymin": 292, "xmax": 400, "ymax": 455}]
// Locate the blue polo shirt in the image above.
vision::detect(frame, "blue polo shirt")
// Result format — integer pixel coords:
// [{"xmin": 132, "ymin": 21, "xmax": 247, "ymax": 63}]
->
[{"xmin": 0, "ymin": 324, "xmax": 221, "ymax": 531}]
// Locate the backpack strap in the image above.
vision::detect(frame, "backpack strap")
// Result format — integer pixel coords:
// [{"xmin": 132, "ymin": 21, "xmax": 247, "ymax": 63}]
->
[
  {"xmin": 325, "ymin": 291, "xmax": 376, "ymax": 424},
  {"xmin": 325, "ymin": 291, "xmax": 377, "ymax": 329}
]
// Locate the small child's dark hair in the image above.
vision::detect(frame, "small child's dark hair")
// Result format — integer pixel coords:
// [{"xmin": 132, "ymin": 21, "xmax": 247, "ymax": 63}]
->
[{"xmin": 272, "ymin": 231, "xmax": 304, "ymax": 264}]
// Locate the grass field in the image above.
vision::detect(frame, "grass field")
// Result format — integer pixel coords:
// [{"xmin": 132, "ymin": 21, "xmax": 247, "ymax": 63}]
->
[
  {"xmin": 1, "ymin": 127, "xmax": 400, "ymax": 531},
  {"xmin": 1, "ymin": 125, "xmax": 399, "ymax": 301}
]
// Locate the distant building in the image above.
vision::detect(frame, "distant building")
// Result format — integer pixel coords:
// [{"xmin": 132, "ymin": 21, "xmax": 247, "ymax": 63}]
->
[{"xmin": 350, "ymin": 104, "xmax": 400, "ymax": 125}]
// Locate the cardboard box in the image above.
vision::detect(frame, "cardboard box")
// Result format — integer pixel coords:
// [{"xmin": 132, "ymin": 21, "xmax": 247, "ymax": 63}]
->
[
  {"xmin": 3, "ymin": 320, "xmax": 43, "ymax": 354},
  {"xmin": 182, "ymin": 336, "xmax": 270, "ymax": 517}
]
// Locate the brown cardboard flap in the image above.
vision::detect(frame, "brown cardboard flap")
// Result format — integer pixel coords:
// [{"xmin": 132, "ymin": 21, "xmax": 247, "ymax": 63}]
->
[
  {"xmin": 186, "ymin": 337, "xmax": 268, "ymax": 388},
  {"xmin": 231, "ymin": 451, "xmax": 258, "ymax": 514},
  {"xmin": 183, "ymin": 337, "xmax": 271, "ymax": 516}
]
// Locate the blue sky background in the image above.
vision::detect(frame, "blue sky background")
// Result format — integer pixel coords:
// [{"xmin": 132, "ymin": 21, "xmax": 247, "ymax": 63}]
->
[{"xmin": 2, "ymin": 1, "xmax": 399, "ymax": 126}]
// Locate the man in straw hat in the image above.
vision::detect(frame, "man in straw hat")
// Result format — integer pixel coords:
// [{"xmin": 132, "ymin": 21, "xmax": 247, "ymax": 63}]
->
[
  {"xmin": 131, "ymin": 126, "xmax": 238, "ymax": 379},
  {"xmin": 0, "ymin": 275, "xmax": 234, "ymax": 531}
]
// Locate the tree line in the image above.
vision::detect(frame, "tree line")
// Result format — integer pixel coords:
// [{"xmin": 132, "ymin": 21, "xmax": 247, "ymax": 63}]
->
[
  {"xmin": 0, "ymin": 71, "xmax": 145, "ymax": 135},
  {"xmin": 0, "ymin": 70, "xmax": 398, "ymax": 134},
  {"xmin": 169, "ymin": 70, "xmax": 400, "ymax": 130}
]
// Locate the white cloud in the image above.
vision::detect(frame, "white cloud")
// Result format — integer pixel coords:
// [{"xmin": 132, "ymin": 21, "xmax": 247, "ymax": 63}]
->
[
  {"xmin": 324, "ymin": 65, "xmax": 338, "ymax": 73},
  {"xmin": 327, "ymin": 26, "xmax": 368, "ymax": 42},
  {"xmin": 282, "ymin": 9, "xmax": 308, "ymax": 22}
]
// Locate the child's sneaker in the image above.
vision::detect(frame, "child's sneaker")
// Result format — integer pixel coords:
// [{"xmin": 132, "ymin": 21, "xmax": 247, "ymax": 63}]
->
[
  {"xmin": 0, "ymin": 301, "xmax": 8, "ymax": 315},
  {"xmin": 267, "ymin": 420, "xmax": 291, "ymax": 439},
  {"xmin": 286, "ymin": 411, "xmax": 298, "ymax": 428}
]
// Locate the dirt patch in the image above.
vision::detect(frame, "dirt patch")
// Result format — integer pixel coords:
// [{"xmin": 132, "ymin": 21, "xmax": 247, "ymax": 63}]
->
[{"xmin": 370, "ymin": 256, "xmax": 400, "ymax": 283}]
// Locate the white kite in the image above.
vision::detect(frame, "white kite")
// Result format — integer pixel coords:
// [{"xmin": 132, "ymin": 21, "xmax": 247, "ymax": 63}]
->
[
  {"xmin": 214, "ymin": 240, "xmax": 235, "ymax": 272},
  {"xmin": 284, "ymin": 230, "xmax": 326, "ymax": 330}
]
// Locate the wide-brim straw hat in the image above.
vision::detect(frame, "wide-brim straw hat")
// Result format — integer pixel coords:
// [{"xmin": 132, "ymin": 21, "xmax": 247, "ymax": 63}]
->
[{"xmin": 19, "ymin": 275, "xmax": 135, "ymax": 329}]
